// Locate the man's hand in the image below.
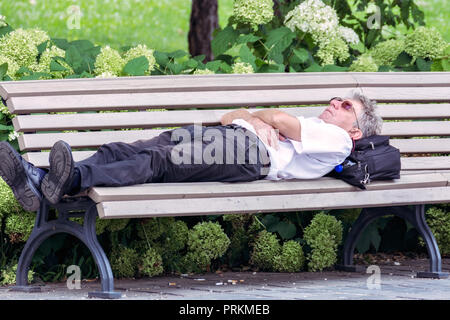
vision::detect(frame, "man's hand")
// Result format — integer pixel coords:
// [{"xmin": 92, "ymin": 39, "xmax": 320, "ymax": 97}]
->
[{"xmin": 247, "ymin": 117, "xmax": 286, "ymax": 150}]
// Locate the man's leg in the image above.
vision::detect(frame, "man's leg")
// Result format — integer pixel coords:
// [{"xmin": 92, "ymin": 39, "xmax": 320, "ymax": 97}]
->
[
  {"xmin": 41, "ymin": 124, "xmax": 270, "ymax": 203},
  {"xmin": 76, "ymin": 129, "xmax": 176, "ymax": 166}
]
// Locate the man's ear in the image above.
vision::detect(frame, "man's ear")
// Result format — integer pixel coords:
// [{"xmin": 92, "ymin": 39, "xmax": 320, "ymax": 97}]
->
[{"xmin": 349, "ymin": 128, "xmax": 363, "ymax": 140}]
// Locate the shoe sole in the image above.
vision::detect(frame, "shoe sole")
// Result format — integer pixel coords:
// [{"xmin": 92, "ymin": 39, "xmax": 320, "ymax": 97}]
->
[
  {"xmin": 0, "ymin": 142, "xmax": 41, "ymax": 211},
  {"xmin": 41, "ymin": 141, "xmax": 74, "ymax": 204}
]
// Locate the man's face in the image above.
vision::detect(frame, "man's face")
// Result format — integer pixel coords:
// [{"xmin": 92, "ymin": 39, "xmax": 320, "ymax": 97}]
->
[{"xmin": 318, "ymin": 97, "xmax": 363, "ymax": 138}]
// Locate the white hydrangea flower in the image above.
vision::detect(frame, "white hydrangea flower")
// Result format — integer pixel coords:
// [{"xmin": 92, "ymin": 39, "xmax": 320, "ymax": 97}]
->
[
  {"xmin": 0, "ymin": 99, "xmax": 10, "ymax": 115},
  {"xmin": 232, "ymin": 62, "xmax": 254, "ymax": 74},
  {"xmin": 124, "ymin": 44, "xmax": 158, "ymax": 75},
  {"xmin": 233, "ymin": 0, "xmax": 274, "ymax": 27},
  {"xmin": 95, "ymin": 71, "xmax": 118, "ymax": 78},
  {"xmin": 338, "ymin": 26, "xmax": 360, "ymax": 45},
  {"xmin": 94, "ymin": 45, "xmax": 125, "ymax": 76},
  {"xmin": 193, "ymin": 69, "xmax": 215, "ymax": 75},
  {"xmin": 284, "ymin": 0, "xmax": 340, "ymax": 41},
  {"xmin": 0, "ymin": 28, "xmax": 41, "ymax": 68},
  {"xmin": 8, "ymin": 131, "xmax": 20, "ymax": 142}
]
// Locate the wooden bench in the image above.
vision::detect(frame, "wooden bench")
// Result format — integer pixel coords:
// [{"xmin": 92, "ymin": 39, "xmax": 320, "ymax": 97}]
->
[{"xmin": 1, "ymin": 72, "xmax": 449, "ymax": 299}]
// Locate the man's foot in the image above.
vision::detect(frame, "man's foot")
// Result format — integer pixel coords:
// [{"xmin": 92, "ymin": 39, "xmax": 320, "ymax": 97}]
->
[
  {"xmin": 0, "ymin": 141, "xmax": 46, "ymax": 211},
  {"xmin": 41, "ymin": 140, "xmax": 75, "ymax": 204}
]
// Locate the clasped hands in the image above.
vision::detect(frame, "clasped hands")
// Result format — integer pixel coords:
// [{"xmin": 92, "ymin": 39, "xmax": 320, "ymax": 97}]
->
[{"xmin": 247, "ymin": 117, "xmax": 286, "ymax": 150}]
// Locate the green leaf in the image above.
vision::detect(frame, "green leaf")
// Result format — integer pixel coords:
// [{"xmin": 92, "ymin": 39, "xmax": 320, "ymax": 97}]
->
[
  {"xmin": 378, "ymin": 65, "xmax": 394, "ymax": 72},
  {"xmin": 50, "ymin": 60, "xmax": 68, "ymax": 72},
  {"xmin": 356, "ymin": 223, "xmax": 381, "ymax": 253},
  {"xmin": 37, "ymin": 40, "xmax": 49, "ymax": 55},
  {"xmin": 416, "ymin": 58, "xmax": 431, "ymax": 71},
  {"xmin": 211, "ymin": 26, "xmax": 239, "ymax": 57},
  {"xmin": 291, "ymin": 48, "xmax": 310, "ymax": 64},
  {"xmin": 349, "ymin": 41, "xmax": 366, "ymax": 53},
  {"xmin": 0, "ymin": 63, "xmax": 7, "ymax": 79},
  {"xmin": 122, "ymin": 56, "xmax": 149, "ymax": 76},
  {"xmin": 20, "ymin": 73, "xmax": 50, "ymax": 80},
  {"xmin": 0, "ymin": 124, "xmax": 13, "ymax": 131},
  {"xmin": 205, "ymin": 60, "xmax": 222, "ymax": 72},
  {"xmin": 16, "ymin": 66, "xmax": 32, "ymax": 76},
  {"xmin": 265, "ymin": 27, "xmax": 296, "ymax": 64},
  {"xmin": 168, "ymin": 50, "xmax": 188, "ymax": 59},
  {"xmin": 322, "ymin": 65, "xmax": 348, "ymax": 72},
  {"xmin": 153, "ymin": 51, "xmax": 169, "ymax": 67},
  {"xmin": 263, "ymin": 215, "xmax": 280, "ymax": 230},
  {"xmin": 274, "ymin": 221, "xmax": 296, "ymax": 240},
  {"xmin": 65, "ymin": 45, "xmax": 83, "ymax": 73},
  {"xmin": 304, "ymin": 63, "xmax": 323, "ymax": 72},
  {"xmin": 184, "ymin": 59, "xmax": 198, "ymax": 69},
  {"xmin": 69, "ymin": 39, "xmax": 94, "ymax": 52},
  {"xmin": 0, "ymin": 25, "xmax": 13, "ymax": 38},
  {"xmin": 239, "ymin": 45, "xmax": 256, "ymax": 69},
  {"xmin": 166, "ymin": 62, "xmax": 183, "ymax": 74},
  {"xmin": 51, "ymin": 38, "xmax": 69, "ymax": 50},
  {"xmin": 393, "ymin": 51, "xmax": 412, "ymax": 67},
  {"xmin": 237, "ymin": 34, "xmax": 261, "ymax": 44},
  {"xmin": 192, "ymin": 55, "xmax": 206, "ymax": 62}
]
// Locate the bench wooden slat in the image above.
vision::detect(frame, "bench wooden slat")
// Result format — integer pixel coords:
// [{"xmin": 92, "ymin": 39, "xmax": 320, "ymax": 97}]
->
[
  {"xmin": 87, "ymin": 172, "xmax": 447, "ymax": 202},
  {"xmin": 11, "ymin": 105, "xmax": 450, "ymax": 132},
  {"xmin": 17, "ymin": 126, "xmax": 450, "ymax": 152},
  {"xmin": 95, "ymin": 186, "xmax": 450, "ymax": 218},
  {"xmin": 2, "ymin": 72, "xmax": 449, "ymax": 99},
  {"xmin": 389, "ymin": 139, "xmax": 450, "ymax": 154},
  {"xmin": 350, "ymin": 72, "xmax": 450, "ymax": 86},
  {"xmin": 7, "ymin": 87, "xmax": 450, "ymax": 114},
  {"xmin": 0, "ymin": 73, "xmax": 357, "ymax": 98}
]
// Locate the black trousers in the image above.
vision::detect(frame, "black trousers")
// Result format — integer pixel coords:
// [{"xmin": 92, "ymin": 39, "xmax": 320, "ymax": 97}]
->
[{"xmin": 76, "ymin": 124, "xmax": 271, "ymax": 190}]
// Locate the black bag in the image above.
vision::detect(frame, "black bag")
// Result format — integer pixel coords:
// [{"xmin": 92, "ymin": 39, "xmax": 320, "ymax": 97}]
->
[{"xmin": 326, "ymin": 135, "xmax": 401, "ymax": 189}]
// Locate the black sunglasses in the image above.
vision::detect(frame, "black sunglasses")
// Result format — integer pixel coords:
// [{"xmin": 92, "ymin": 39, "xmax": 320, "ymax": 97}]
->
[{"xmin": 329, "ymin": 97, "xmax": 360, "ymax": 130}]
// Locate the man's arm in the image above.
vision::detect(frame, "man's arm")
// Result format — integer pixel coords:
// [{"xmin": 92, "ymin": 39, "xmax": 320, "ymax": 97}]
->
[
  {"xmin": 221, "ymin": 109, "xmax": 301, "ymax": 140},
  {"xmin": 220, "ymin": 108, "xmax": 301, "ymax": 149},
  {"xmin": 220, "ymin": 109, "xmax": 253, "ymax": 125},
  {"xmin": 251, "ymin": 109, "xmax": 301, "ymax": 142}
]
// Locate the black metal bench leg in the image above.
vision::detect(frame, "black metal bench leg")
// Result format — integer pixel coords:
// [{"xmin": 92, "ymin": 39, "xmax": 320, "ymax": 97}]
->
[
  {"xmin": 9, "ymin": 198, "xmax": 122, "ymax": 298},
  {"xmin": 398, "ymin": 205, "xmax": 448, "ymax": 279},
  {"xmin": 83, "ymin": 205, "xmax": 121, "ymax": 299},
  {"xmin": 337, "ymin": 205, "xmax": 448, "ymax": 279},
  {"xmin": 337, "ymin": 208, "xmax": 386, "ymax": 272},
  {"xmin": 10, "ymin": 200, "xmax": 51, "ymax": 293}
]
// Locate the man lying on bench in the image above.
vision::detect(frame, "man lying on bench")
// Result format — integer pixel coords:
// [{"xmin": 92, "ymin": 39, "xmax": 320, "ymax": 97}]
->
[{"xmin": 0, "ymin": 90, "xmax": 382, "ymax": 212}]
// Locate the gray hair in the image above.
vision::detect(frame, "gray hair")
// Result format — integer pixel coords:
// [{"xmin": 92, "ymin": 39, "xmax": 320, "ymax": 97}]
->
[{"xmin": 345, "ymin": 89, "xmax": 383, "ymax": 138}]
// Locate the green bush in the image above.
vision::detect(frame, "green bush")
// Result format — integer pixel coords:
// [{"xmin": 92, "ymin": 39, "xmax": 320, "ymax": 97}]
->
[
  {"xmin": 304, "ymin": 213, "xmax": 343, "ymax": 271},
  {"xmin": 185, "ymin": 221, "xmax": 230, "ymax": 272},
  {"xmin": 421, "ymin": 205, "xmax": 450, "ymax": 256},
  {"xmin": 0, "ymin": 262, "xmax": 34, "ymax": 286},
  {"xmin": 274, "ymin": 240, "xmax": 305, "ymax": 272},
  {"xmin": 110, "ymin": 245, "xmax": 139, "ymax": 278},
  {"xmin": 0, "ymin": 178, "xmax": 35, "ymax": 243},
  {"xmin": 250, "ymin": 230, "xmax": 281, "ymax": 271},
  {"xmin": 140, "ymin": 247, "xmax": 164, "ymax": 277}
]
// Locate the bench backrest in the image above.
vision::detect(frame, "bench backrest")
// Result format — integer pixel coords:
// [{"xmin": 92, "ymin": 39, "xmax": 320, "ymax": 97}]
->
[{"xmin": 1, "ymin": 72, "xmax": 449, "ymax": 172}]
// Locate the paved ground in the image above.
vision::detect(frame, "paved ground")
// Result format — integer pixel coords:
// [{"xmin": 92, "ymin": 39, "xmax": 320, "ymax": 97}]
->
[{"xmin": 1, "ymin": 257, "xmax": 450, "ymax": 300}]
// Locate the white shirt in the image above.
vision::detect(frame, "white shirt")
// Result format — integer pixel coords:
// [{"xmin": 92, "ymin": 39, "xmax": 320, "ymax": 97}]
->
[{"xmin": 232, "ymin": 116, "xmax": 353, "ymax": 180}]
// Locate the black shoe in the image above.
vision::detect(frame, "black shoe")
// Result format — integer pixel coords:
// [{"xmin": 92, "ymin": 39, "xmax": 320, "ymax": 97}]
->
[
  {"xmin": 41, "ymin": 140, "xmax": 75, "ymax": 204},
  {"xmin": 0, "ymin": 141, "xmax": 46, "ymax": 211}
]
